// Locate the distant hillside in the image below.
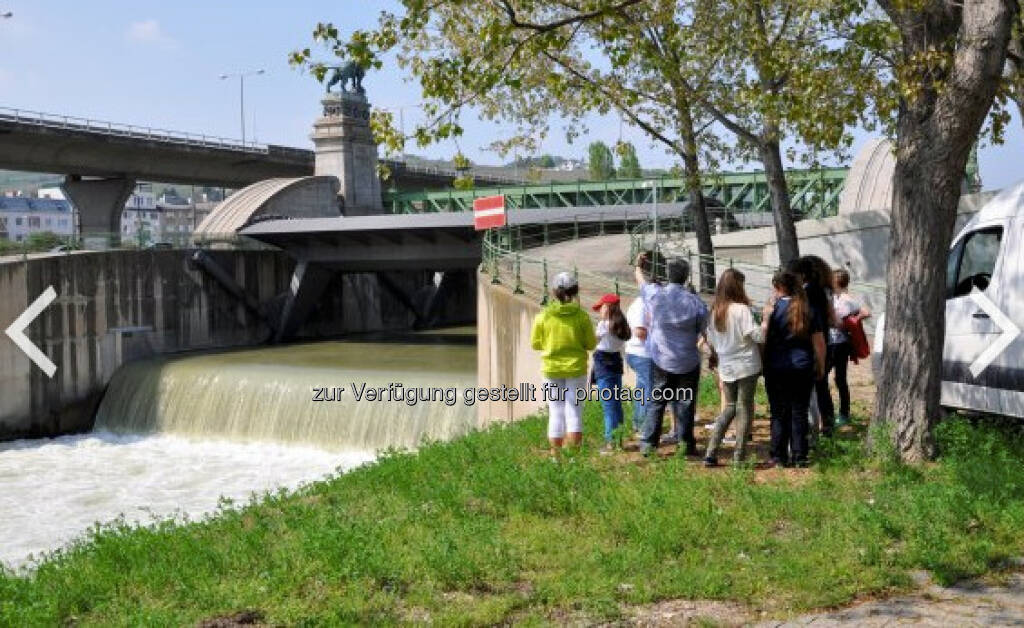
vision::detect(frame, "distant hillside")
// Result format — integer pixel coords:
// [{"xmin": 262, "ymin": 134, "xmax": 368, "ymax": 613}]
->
[{"xmin": 400, "ymin": 155, "xmax": 590, "ymax": 184}]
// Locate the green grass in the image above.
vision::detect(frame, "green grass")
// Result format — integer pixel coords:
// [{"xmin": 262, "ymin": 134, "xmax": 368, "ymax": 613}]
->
[{"xmin": 2, "ymin": 400, "xmax": 1024, "ymax": 625}]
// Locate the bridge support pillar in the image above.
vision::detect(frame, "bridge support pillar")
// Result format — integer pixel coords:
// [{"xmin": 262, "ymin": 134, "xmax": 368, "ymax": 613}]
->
[
  {"xmin": 61, "ymin": 175, "xmax": 135, "ymax": 248},
  {"xmin": 311, "ymin": 92, "xmax": 383, "ymax": 215},
  {"xmin": 275, "ymin": 260, "xmax": 333, "ymax": 343}
]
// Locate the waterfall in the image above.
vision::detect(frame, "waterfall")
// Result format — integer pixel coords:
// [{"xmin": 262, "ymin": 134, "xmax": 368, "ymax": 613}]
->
[{"xmin": 94, "ymin": 338, "xmax": 478, "ymax": 452}]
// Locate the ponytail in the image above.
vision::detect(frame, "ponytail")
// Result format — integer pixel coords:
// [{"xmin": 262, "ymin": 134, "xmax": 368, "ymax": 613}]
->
[
  {"xmin": 772, "ymin": 270, "xmax": 810, "ymax": 338},
  {"xmin": 607, "ymin": 302, "xmax": 632, "ymax": 341}
]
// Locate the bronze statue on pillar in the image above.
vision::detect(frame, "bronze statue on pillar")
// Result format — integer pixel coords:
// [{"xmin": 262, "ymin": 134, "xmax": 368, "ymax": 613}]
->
[{"xmin": 324, "ymin": 61, "xmax": 366, "ymax": 95}]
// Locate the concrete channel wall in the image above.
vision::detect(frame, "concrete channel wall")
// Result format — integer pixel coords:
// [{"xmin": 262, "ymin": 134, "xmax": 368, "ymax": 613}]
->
[
  {"xmin": 0, "ymin": 250, "xmax": 474, "ymax": 441},
  {"xmin": 476, "ymin": 274, "xmax": 548, "ymax": 424}
]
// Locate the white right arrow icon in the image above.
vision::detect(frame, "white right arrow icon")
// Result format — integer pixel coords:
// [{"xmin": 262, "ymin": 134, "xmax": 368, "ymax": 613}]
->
[
  {"xmin": 968, "ymin": 288, "xmax": 1021, "ymax": 379},
  {"xmin": 4, "ymin": 286, "xmax": 58, "ymax": 378}
]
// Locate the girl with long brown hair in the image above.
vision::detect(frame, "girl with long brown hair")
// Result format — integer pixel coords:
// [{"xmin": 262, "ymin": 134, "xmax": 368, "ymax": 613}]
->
[
  {"xmin": 703, "ymin": 268, "xmax": 764, "ymax": 466},
  {"xmin": 762, "ymin": 270, "xmax": 826, "ymax": 467},
  {"xmin": 790, "ymin": 255, "xmax": 839, "ymax": 439}
]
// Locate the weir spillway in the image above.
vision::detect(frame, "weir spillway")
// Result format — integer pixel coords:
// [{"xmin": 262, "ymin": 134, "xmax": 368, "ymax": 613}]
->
[{"xmin": 94, "ymin": 331, "xmax": 479, "ymax": 451}]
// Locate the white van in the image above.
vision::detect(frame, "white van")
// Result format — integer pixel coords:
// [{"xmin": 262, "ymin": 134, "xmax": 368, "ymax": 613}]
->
[{"xmin": 873, "ymin": 182, "xmax": 1024, "ymax": 418}]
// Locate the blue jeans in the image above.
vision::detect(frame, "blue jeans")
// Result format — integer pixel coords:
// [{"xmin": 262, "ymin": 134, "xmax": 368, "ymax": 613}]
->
[
  {"xmin": 642, "ymin": 363, "xmax": 699, "ymax": 452},
  {"xmin": 625, "ymin": 353, "xmax": 652, "ymax": 431},
  {"xmin": 595, "ymin": 373, "xmax": 624, "ymax": 442}
]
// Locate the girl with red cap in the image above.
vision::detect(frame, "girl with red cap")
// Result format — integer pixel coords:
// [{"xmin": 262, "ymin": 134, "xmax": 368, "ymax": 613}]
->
[{"xmin": 591, "ymin": 293, "xmax": 631, "ymax": 452}]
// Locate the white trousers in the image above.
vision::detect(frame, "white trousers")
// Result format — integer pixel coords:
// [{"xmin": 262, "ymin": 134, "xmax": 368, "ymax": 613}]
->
[{"xmin": 544, "ymin": 375, "xmax": 588, "ymax": 439}]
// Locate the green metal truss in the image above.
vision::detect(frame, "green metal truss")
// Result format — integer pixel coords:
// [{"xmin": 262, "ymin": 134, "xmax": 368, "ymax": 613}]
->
[{"xmin": 385, "ymin": 167, "xmax": 850, "ymax": 217}]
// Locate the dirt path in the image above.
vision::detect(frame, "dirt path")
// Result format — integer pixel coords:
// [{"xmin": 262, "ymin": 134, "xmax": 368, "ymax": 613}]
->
[{"xmin": 622, "ymin": 569, "xmax": 1024, "ymax": 626}]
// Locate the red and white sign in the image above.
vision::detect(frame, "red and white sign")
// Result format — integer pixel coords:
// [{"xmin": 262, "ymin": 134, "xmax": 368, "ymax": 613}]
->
[{"xmin": 473, "ymin": 195, "xmax": 506, "ymax": 230}]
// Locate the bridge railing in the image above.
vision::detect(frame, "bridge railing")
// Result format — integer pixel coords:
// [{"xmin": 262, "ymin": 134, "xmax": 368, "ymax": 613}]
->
[
  {"xmin": 0, "ymin": 231, "xmax": 275, "ymax": 262},
  {"xmin": 0, "ymin": 106, "xmax": 267, "ymax": 153}
]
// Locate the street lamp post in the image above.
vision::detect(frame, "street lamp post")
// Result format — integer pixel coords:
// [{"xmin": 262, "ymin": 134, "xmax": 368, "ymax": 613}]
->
[
  {"xmin": 219, "ymin": 69, "xmax": 265, "ymax": 147},
  {"xmin": 644, "ymin": 178, "xmax": 660, "ymax": 277}
]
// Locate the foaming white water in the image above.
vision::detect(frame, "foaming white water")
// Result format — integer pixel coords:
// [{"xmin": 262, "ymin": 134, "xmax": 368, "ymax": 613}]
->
[{"xmin": 0, "ymin": 431, "xmax": 373, "ymax": 569}]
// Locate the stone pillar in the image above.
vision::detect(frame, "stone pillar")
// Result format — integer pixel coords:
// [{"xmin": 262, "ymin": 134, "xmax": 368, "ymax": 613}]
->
[
  {"xmin": 61, "ymin": 175, "xmax": 135, "ymax": 248},
  {"xmin": 311, "ymin": 92, "xmax": 383, "ymax": 215}
]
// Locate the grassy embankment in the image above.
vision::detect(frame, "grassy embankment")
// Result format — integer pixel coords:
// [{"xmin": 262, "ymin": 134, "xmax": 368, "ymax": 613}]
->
[{"xmin": 2, "ymin": 379, "xmax": 1024, "ymax": 625}]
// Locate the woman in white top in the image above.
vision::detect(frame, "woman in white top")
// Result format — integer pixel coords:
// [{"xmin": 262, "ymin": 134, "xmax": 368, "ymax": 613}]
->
[
  {"xmin": 829, "ymin": 269, "xmax": 870, "ymax": 426},
  {"xmin": 703, "ymin": 269, "xmax": 764, "ymax": 465},
  {"xmin": 624, "ymin": 294, "xmax": 651, "ymax": 435}
]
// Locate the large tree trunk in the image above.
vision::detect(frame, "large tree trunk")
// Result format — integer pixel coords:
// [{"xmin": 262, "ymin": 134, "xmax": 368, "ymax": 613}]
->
[
  {"xmin": 874, "ymin": 0, "xmax": 1016, "ymax": 461},
  {"xmin": 1009, "ymin": 23, "xmax": 1024, "ymax": 125},
  {"xmin": 876, "ymin": 133, "xmax": 962, "ymax": 460},
  {"xmin": 759, "ymin": 136, "xmax": 799, "ymax": 264},
  {"xmin": 679, "ymin": 105, "xmax": 716, "ymax": 293}
]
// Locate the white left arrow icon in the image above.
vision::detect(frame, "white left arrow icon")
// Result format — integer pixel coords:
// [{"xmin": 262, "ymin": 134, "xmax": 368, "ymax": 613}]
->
[{"xmin": 5, "ymin": 286, "xmax": 57, "ymax": 377}]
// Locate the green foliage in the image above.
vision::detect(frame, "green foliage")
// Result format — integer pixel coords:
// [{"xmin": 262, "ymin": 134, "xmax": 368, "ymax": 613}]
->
[
  {"xmin": 23, "ymin": 231, "xmax": 63, "ymax": 251},
  {"xmin": 616, "ymin": 141, "xmax": 642, "ymax": 179},
  {"xmin": 452, "ymin": 151, "xmax": 471, "ymax": 172},
  {"xmin": 587, "ymin": 141, "xmax": 615, "ymax": 180},
  {"xmin": 0, "ymin": 232, "xmax": 76, "ymax": 255},
  {"xmin": 3, "ymin": 405, "xmax": 1024, "ymax": 625}
]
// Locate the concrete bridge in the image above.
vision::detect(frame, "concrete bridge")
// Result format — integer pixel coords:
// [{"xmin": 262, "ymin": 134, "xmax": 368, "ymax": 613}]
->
[{"xmin": 0, "ymin": 106, "xmax": 526, "ymax": 241}]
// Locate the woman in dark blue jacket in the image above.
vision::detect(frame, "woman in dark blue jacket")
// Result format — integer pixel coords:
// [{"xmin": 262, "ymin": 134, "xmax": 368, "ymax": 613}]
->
[{"xmin": 762, "ymin": 270, "xmax": 826, "ymax": 467}]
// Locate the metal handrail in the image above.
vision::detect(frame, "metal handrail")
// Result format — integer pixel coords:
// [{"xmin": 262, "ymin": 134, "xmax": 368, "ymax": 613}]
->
[
  {"xmin": 389, "ymin": 167, "xmax": 850, "ymax": 203},
  {"xmin": 0, "ymin": 106, "xmax": 267, "ymax": 153},
  {"xmin": 481, "ymin": 215, "xmax": 887, "ymax": 308}
]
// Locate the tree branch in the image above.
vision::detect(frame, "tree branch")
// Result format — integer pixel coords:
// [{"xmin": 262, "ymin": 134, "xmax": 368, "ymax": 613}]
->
[
  {"xmin": 538, "ymin": 49, "xmax": 695, "ymax": 160},
  {"xmin": 495, "ymin": 0, "xmax": 645, "ymax": 32}
]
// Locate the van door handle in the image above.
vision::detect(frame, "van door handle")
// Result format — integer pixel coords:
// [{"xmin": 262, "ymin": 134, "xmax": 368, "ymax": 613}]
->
[{"xmin": 973, "ymin": 311, "xmax": 990, "ymax": 319}]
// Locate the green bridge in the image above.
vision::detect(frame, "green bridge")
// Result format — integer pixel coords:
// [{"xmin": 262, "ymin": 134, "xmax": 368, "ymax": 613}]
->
[{"xmin": 385, "ymin": 167, "xmax": 850, "ymax": 217}]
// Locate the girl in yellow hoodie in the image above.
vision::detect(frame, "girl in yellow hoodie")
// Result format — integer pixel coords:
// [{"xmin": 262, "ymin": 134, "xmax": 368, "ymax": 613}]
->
[{"xmin": 531, "ymin": 272, "xmax": 597, "ymax": 453}]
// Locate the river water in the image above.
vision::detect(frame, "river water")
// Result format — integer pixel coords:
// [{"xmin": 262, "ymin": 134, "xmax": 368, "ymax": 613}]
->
[{"xmin": 0, "ymin": 329, "xmax": 476, "ymax": 569}]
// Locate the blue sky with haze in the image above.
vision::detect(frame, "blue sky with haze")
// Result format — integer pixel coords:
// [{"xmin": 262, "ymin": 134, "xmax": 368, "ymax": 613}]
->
[{"xmin": 0, "ymin": 1, "xmax": 1019, "ymax": 189}]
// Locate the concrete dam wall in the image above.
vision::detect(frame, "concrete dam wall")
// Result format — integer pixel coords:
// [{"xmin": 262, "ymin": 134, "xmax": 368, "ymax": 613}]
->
[
  {"xmin": 476, "ymin": 273, "xmax": 547, "ymax": 424},
  {"xmin": 0, "ymin": 250, "xmax": 475, "ymax": 441}
]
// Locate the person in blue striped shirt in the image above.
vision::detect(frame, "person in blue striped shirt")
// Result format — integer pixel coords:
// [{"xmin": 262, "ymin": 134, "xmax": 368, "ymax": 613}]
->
[{"xmin": 635, "ymin": 254, "xmax": 708, "ymax": 457}]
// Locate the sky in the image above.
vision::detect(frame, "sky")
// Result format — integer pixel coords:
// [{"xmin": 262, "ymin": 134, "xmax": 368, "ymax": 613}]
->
[{"xmin": 0, "ymin": 1, "xmax": 1020, "ymax": 190}]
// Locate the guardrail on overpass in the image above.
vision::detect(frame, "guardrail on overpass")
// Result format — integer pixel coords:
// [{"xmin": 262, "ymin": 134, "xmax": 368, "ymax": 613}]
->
[{"xmin": 0, "ymin": 106, "xmax": 270, "ymax": 154}]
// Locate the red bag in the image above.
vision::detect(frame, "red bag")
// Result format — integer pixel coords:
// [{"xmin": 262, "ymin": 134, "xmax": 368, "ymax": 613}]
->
[{"xmin": 842, "ymin": 314, "xmax": 871, "ymax": 364}]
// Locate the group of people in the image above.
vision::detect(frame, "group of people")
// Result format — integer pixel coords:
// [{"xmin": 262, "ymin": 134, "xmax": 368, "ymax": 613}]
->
[{"xmin": 529, "ymin": 251, "xmax": 869, "ymax": 467}]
